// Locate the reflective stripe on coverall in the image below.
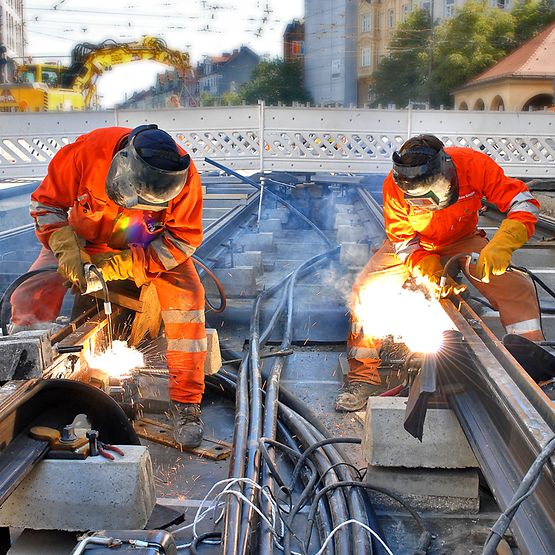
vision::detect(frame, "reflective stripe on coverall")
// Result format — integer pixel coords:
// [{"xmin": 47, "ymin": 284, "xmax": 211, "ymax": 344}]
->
[
  {"xmin": 348, "ymin": 147, "xmax": 542, "ymax": 383},
  {"xmin": 11, "ymin": 127, "xmax": 206, "ymax": 403}
]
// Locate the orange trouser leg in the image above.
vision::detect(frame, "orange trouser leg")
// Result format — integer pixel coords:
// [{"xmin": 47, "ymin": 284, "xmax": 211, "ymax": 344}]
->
[
  {"xmin": 348, "ymin": 239, "xmax": 409, "ymax": 383},
  {"xmin": 10, "ymin": 247, "xmax": 66, "ymax": 325},
  {"xmin": 154, "ymin": 257, "xmax": 207, "ymax": 404},
  {"xmin": 437, "ymin": 233, "xmax": 544, "ymax": 341}
]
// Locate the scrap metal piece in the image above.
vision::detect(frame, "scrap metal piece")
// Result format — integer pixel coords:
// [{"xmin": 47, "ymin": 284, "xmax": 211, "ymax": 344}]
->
[
  {"xmin": 403, "ymin": 352, "xmax": 438, "ymax": 441},
  {"xmin": 133, "ymin": 417, "xmax": 232, "ymax": 460}
]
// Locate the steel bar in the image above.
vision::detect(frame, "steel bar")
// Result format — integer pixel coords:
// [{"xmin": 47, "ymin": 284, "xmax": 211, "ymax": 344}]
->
[
  {"xmin": 0, "ymin": 433, "xmax": 49, "ymax": 507},
  {"xmin": 439, "ymin": 303, "xmax": 555, "ymax": 555}
]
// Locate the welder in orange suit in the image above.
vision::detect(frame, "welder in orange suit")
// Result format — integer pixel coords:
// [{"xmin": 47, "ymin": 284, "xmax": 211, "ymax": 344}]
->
[
  {"xmin": 336, "ymin": 134, "xmax": 542, "ymax": 412},
  {"xmin": 11, "ymin": 125, "xmax": 207, "ymax": 447}
]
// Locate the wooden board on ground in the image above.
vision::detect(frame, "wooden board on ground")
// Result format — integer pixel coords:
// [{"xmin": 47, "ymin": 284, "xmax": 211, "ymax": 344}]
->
[{"xmin": 133, "ymin": 417, "xmax": 232, "ymax": 460}]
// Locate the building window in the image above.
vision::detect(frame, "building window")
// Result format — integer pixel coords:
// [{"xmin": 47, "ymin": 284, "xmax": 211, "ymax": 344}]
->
[
  {"xmin": 402, "ymin": 3, "xmax": 410, "ymax": 21},
  {"xmin": 422, "ymin": 1, "xmax": 431, "ymax": 12},
  {"xmin": 387, "ymin": 9, "xmax": 394, "ymax": 29},
  {"xmin": 445, "ymin": 0, "xmax": 455, "ymax": 17},
  {"xmin": 361, "ymin": 47, "xmax": 372, "ymax": 68},
  {"xmin": 361, "ymin": 14, "xmax": 371, "ymax": 34}
]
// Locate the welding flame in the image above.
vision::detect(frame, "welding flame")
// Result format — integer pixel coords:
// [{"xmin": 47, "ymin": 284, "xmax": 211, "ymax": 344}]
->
[
  {"xmin": 353, "ymin": 277, "xmax": 455, "ymax": 353},
  {"xmin": 86, "ymin": 340, "xmax": 144, "ymax": 379}
]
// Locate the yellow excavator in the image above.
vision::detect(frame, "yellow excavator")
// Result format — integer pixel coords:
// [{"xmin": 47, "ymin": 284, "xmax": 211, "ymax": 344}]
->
[{"xmin": 0, "ymin": 36, "xmax": 190, "ymax": 112}]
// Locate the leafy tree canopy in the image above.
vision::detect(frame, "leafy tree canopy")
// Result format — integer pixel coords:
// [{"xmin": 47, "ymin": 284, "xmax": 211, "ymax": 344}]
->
[
  {"xmin": 370, "ymin": 0, "xmax": 555, "ymax": 108},
  {"xmin": 370, "ymin": 9, "xmax": 432, "ymax": 108},
  {"xmin": 239, "ymin": 59, "xmax": 312, "ymax": 105}
]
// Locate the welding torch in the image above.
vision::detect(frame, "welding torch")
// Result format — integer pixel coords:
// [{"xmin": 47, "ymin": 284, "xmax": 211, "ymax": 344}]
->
[
  {"xmin": 83, "ymin": 264, "xmax": 113, "ymax": 350},
  {"xmin": 438, "ymin": 252, "xmax": 534, "ymax": 301}
]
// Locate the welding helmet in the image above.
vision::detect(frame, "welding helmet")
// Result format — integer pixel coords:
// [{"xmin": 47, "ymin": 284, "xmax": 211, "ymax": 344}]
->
[
  {"xmin": 106, "ymin": 124, "xmax": 190, "ymax": 211},
  {"xmin": 392, "ymin": 135, "xmax": 458, "ymax": 211}
]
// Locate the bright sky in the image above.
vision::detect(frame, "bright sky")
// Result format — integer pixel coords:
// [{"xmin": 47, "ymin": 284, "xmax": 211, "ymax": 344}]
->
[{"xmin": 25, "ymin": 0, "xmax": 304, "ymax": 107}]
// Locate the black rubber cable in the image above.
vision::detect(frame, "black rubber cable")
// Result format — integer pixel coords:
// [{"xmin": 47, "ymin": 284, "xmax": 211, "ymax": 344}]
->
[
  {"xmin": 0, "ymin": 266, "xmax": 58, "ymax": 336},
  {"xmin": 305, "ymin": 481, "xmax": 432, "ymax": 555},
  {"xmin": 192, "ymin": 255, "xmax": 227, "ymax": 313},
  {"xmin": 190, "ymin": 531, "xmax": 222, "ymax": 554}
]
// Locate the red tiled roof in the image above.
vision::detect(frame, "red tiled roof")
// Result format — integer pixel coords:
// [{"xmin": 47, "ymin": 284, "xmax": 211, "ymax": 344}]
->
[
  {"xmin": 211, "ymin": 55, "xmax": 232, "ymax": 64},
  {"xmin": 468, "ymin": 22, "xmax": 555, "ymax": 85}
]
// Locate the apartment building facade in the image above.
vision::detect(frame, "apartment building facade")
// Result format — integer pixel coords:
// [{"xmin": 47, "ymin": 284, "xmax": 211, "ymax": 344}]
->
[{"xmin": 0, "ymin": 0, "xmax": 24, "ymax": 59}]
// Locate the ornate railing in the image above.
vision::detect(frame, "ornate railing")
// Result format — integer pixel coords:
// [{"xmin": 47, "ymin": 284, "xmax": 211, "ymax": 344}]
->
[{"xmin": 1, "ymin": 105, "xmax": 554, "ymax": 178}]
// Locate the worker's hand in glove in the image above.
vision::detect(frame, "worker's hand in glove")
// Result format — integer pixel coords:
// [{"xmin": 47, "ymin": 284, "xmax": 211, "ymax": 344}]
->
[
  {"xmin": 476, "ymin": 219, "xmax": 528, "ymax": 283},
  {"xmin": 91, "ymin": 250, "xmax": 134, "ymax": 282},
  {"xmin": 48, "ymin": 226, "xmax": 91, "ymax": 292},
  {"xmin": 412, "ymin": 254, "xmax": 467, "ymax": 299}
]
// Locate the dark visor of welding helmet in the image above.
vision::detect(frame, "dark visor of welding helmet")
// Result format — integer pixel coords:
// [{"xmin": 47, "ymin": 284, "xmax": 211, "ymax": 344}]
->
[
  {"xmin": 106, "ymin": 128, "xmax": 190, "ymax": 211},
  {"xmin": 392, "ymin": 148, "xmax": 459, "ymax": 211}
]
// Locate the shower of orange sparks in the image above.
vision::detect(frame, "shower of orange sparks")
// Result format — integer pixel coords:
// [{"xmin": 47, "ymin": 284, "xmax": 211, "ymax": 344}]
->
[
  {"xmin": 352, "ymin": 275, "xmax": 455, "ymax": 353},
  {"xmin": 86, "ymin": 340, "xmax": 144, "ymax": 379}
]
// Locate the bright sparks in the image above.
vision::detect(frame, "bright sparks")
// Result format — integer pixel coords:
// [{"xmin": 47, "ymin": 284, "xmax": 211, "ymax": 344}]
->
[
  {"xmin": 353, "ymin": 277, "xmax": 455, "ymax": 353},
  {"xmin": 86, "ymin": 340, "xmax": 144, "ymax": 379}
]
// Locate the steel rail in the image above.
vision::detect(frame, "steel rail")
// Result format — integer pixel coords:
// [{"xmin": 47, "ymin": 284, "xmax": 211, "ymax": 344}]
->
[
  {"xmin": 204, "ymin": 157, "xmax": 334, "ymax": 247},
  {"xmin": 439, "ymin": 302, "xmax": 555, "ymax": 555}
]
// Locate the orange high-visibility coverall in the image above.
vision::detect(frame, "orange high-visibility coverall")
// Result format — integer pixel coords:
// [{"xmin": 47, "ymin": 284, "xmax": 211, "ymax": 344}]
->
[
  {"xmin": 11, "ymin": 127, "xmax": 207, "ymax": 404},
  {"xmin": 348, "ymin": 147, "xmax": 542, "ymax": 383}
]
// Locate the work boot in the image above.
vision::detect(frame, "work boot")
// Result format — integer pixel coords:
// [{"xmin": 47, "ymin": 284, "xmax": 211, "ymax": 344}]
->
[
  {"xmin": 335, "ymin": 381, "xmax": 383, "ymax": 412},
  {"xmin": 169, "ymin": 401, "xmax": 204, "ymax": 448}
]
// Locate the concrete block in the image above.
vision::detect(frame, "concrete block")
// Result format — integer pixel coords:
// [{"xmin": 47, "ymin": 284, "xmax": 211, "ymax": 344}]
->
[
  {"xmin": 205, "ymin": 328, "xmax": 222, "ymax": 375},
  {"xmin": 259, "ymin": 218, "xmax": 282, "ymax": 232},
  {"xmin": 334, "ymin": 212, "xmax": 361, "ymax": 229},
  {"xmin": 336, "ymin": 225, "xmax": 367, "ymax": 243},
  {"xmin": 335, "ymin": 203, "xmax": 352, "ymax": 213},
  {"xmin": 233, "ymin": 251, "xmax": 263, "ymax": 274},
  {"xmin": 0, "ymin": 330, "xmax": 53, "ymax": 380},
  {"xmin": 0, "ymin": 446, "xmax": 156, "ymax": 531},
  {"xmin": 237, "ymin": 232, "xmax": 274, "ymax": 252},
  {"xmin": 366, "ymin": 466, "xmax": 479, "ymax": 514},
  {"xmin": 205, "ymin": 267, "xmax": 257, "ymax": 298},
  {"xmin": 340, "ymin": 242, "xmax": 370, "ymax": 266},
  {"xmin": 363, "ymin": 397, "xmax": 478, "ymax": 469},
  {"xmin": 265, "ymin": 208, "xmax": 289, "ymax": 224}
]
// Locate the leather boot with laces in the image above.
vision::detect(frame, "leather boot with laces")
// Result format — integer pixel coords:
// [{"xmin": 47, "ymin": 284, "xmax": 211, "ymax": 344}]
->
[
  {"xmin": 335, "ymin": 381, "xmax": 384, "ymax": 412},
  {"xmin": 170, "ymin": 401, "xmax": 204, "ymax": 448}
]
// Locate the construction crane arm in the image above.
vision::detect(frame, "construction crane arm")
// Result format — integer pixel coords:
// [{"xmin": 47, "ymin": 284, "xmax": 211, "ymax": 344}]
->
[{"xmin": 71, "ymin": 36, "xmax": 190, "ymax": 108}]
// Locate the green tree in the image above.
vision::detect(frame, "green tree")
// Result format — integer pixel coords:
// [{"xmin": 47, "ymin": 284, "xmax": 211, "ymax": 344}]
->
[
  {"xmin": 199, "ymin": 91, "xmax": 217, "ymax": 106},
  {"xmin": 430, "ymin": 1, "xmax": 515, "ymax": 106},
  {"xmin": 371, "ymin": 0, "xmax": 555, "ymax": 109},
  {"xmin": 239, "ymin": 59, "xmax": 312, "ymax": 105},
  {"xmin": 370, "ymin": 9, "xmax": 432, "ymax": 108},
  {"xmin": 512, "ymin": 0, "xmax": 555, "ymax": 44}
]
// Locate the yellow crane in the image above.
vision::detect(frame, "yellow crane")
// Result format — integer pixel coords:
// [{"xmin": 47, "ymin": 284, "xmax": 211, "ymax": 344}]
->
[{"xmin": 0, "ymin": 36, "xmax": 190, "ymax": 112}]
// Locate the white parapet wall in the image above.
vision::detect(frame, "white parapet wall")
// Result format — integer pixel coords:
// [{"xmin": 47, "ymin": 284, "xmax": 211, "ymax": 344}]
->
[{"xmin": 1, "ymin": 106, "xmax": 554, "ymax": 179}]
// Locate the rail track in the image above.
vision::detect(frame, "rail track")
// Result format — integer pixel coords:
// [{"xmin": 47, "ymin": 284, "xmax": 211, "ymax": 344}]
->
[{"xmin": 0, "ymin": 170, "xmax": 554, "ymax": 554}]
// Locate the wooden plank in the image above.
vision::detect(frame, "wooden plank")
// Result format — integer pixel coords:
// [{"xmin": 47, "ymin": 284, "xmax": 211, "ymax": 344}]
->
[{"xmin": 133, "ymin": 417, "xmax": 231, "ymax": 461}]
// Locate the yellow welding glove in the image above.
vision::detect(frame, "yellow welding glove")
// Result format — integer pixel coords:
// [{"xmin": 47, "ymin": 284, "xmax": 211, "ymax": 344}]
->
[
  {"xmin": 475, "ymin": 219, "xmax": 528, "ymax": 283},
  {"xmin": 412, "ymin": 254, "xmax": 466, "ymax": 298},
  {"xmin": 48, "ymin": 226, "xmax": 91, "ymax": 291},
  {"xmin": 91, "ymin": 250, "xmax": 134, "ymax": 282}
]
